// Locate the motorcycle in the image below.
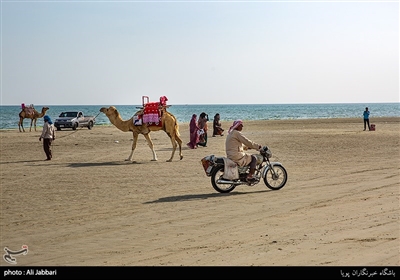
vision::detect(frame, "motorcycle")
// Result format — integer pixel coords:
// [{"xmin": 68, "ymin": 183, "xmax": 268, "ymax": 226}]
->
[{"xmin": 201, "ymin": 146, "xmax": 287, "ymax": 193}]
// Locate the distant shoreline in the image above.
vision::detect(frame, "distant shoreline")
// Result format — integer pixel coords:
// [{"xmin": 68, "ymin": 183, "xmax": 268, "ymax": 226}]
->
[
  {"xmin": 3, "ymin": 116, "xmax": 399, "ymax": 132},
  {"xmin": 4, "ymin": 103, "xmax": 399, "ymax": 130},
  {"xmin": 1, "ymin": 102, "xmax": 399, "ymax": 106}
]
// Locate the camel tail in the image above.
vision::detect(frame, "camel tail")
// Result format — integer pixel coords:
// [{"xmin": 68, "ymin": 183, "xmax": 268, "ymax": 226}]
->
[
  {"xmin": 175, "ymin": 122, "xmax": 180, "ymax": 137},
  {"xmin": 167, "ymin": 111, "xmax": 180, "ymax": 137}
]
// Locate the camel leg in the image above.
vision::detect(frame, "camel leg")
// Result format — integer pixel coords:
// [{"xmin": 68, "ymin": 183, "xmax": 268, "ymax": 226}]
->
[
  {"xmin": 143, "ymin": 133, "xmax": 157, "ymax": 161},
  {"xmin": 127, "ymin": 134, "xmax": 138, "ymax": 161},
  {"xmin": 18, "ymin": 118, "xmax": 25, "ymax": 132},
  {"xmin": 33, "ymin": 118, "xmax": 37, "ymax": 131},
  {"xmin": 167, "ymin": 134, "xmax": 183, "ymax": 162},
  {"xmin": 175, "ymin": 134, "xmax": 183, "ymax": 160},
  {"xmin": 29, "ymin": 119, "xmax": 34, "ymax": 132},
  {"xmin": 166, "ymin": 136, "xmax": 177, "ymax": 162}
]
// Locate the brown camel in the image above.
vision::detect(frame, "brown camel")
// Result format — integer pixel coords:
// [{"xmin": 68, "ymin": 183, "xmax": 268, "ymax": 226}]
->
[
  {"xmin": 18, "ymin": 106, "xmax": 50, "ymax": 132},
  {"xmin": 99, "ymin": 106, "xmax": 183, "ymax": 162}
]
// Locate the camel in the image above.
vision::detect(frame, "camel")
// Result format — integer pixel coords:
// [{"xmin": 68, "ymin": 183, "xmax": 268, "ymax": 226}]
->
[
  {"xmin": 18, "ymin": 106, "xmax": 50, "ymax": 132},
  {"xmin": 99, "ymin": 105, "xmax": 183, "ymax": 162}
]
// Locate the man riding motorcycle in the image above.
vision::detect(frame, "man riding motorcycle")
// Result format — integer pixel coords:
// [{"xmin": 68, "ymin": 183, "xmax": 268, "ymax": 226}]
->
[{"xmin": 225, "ymin": 119, "xmax": 265, "ymax": 182}]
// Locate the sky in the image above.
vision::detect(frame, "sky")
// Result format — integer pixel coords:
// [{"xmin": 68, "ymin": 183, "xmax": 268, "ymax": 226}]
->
[{"xmin": 1, "ymin": 0, "xmax": 399, "ymax": 106}]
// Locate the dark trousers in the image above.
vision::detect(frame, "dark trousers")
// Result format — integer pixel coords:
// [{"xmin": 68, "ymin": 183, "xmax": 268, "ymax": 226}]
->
[
  {"xmin": 364, "ymin": 119, "xmax": 370, "ymax": 130},
  {"xmin": 43, "ymin": 138, "xmax": 53, "ymax": 160},
  {"xmin": 198, "ymin": 133, "xmax": 208, "ymax": 147}
]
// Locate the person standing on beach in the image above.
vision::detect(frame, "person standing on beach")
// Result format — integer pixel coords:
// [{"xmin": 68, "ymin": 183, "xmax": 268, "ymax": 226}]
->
[
  {"xmin": 197, "ymin": 112, "xmax": 209, "ymax": 147},
  {"xmin": 39, "ymin": 115, "xmax": 55, "ymax": 160},
  {"xmin": 212, "ymin": 113, "xmax": 224, "ymax": 137},
  {"xmin": 363, "ymin": 107, "xmax": 370, "ymax": 131},
  {"xmin": 187, "ymin": 114, "xmax": 200, "ymax": 149}
]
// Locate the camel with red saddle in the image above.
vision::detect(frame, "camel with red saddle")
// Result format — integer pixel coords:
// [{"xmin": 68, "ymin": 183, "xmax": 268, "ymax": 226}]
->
[
  {"xmin": 18, "ymin": 105, "xmax": 50, "ymax": 132},
  {"xmin": 99, "ymin": 96, "xmax": 183, "ymax": 162}
]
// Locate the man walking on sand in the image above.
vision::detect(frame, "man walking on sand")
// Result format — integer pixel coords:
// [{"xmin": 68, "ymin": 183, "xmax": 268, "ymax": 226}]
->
[
  {"xmin": 39, "ymin": 115, "xmax": 56, "ymax": 160},
  {"xmin": 363, "ymin": 107, "xmax": 370, "ymax": 131}
]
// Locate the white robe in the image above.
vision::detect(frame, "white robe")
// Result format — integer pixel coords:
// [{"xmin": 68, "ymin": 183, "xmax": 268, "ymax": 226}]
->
[{"xmin": 225, "ymin": 130, "xmax": 260, "ymax": 167}]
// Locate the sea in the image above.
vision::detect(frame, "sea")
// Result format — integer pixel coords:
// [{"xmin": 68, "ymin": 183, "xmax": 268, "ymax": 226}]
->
[{"xmin": 1, "ymin": 103, "xmax": 399, "ymax": 130}]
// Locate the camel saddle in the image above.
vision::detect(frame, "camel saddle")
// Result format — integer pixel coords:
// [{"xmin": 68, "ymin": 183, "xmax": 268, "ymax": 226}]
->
[
  {"xmin": 22, "ymin": 106, "xmax": 35, "ymax": 118},
  {"xmin": 135, "ymin": 96, "xmax": 170, "ymax": 127},
  {"xmin": 142, "ymin": 102, "xmax": 162, "ymax": 126}
]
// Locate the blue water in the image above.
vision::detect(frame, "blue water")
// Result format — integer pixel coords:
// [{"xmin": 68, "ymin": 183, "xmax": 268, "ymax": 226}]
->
[{"xmin": 1, "ymin": 103, "xmax": 399, "ymax": 130}]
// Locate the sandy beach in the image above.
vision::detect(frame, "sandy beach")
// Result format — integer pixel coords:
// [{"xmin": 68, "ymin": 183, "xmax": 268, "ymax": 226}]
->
[{"xmin": 0, "ymin": 117, "xmax": 399, "ymax": 267}]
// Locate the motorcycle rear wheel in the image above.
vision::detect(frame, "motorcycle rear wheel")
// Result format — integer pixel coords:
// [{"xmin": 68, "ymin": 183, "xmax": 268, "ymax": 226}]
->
[
  {"xmin": 263, "ymin": 165, "xmax": 287, "ymax": 190},
  {"xmin": 211, "ymin": 165, "xmax": 237, "ymax": 193}
]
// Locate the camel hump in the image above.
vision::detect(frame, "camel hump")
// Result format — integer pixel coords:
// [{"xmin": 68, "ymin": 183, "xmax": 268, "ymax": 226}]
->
[
  {"xmin": 21, "ymin": 107, "xmax": 35, "ymax": 117},
  {"xmin": 134, "ymin": 109, "xmax": 144, "ymax": 116}
]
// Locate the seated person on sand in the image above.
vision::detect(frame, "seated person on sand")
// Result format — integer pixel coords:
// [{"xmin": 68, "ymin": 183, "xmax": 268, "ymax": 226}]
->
[{"xmin": 212, "ymin": 113, "xmax": 224, "ymax": 137}]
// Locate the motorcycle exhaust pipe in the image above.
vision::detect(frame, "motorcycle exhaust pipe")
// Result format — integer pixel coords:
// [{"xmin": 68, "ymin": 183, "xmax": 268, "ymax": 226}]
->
[{"xmin": 216, "ymin": 179, "xmax": 242, "ymax": 185}]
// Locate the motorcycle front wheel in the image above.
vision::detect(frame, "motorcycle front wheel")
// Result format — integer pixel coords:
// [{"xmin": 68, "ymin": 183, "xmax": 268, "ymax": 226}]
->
[
  {"xmin": 211, "ymin": 165, "xmax": 237, "ymax": 193},
  {"xmin": 263, "ymin": 165, "xmax": 287, "ymax": 190}
]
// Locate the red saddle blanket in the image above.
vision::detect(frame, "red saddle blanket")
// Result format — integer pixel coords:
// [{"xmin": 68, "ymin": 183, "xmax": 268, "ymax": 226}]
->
[
  {"xmin": 142, "ymin": 102, "xmax": 162, "ymax": 127},
  {"xmin": 22, "ymin": 107, "xmax": 35, "ymax": 117}
]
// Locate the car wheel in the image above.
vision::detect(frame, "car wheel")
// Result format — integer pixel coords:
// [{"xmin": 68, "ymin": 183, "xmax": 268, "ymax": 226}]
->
[
  {"xmin": 72, "ymin": 123, "xmax": 78, "ymax": 130},
  {"xmin": 88, "ymin": 121, "xmax": 93, "ymax": 130}
]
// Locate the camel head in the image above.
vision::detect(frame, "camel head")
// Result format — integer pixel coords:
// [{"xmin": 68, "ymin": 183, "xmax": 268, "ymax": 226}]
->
[
  {"xmin": 100, "ymin": 106, "xmax": 133, "ymax": 133},
  {"xmin": 37, "ymin": 107, "xmax": 50, "ymax": 117},
  {"xmin": 100, "ymin": 106, "xmax": 117, "ymax": 117},
  {"xmin": 100, "ymin": 106, "xmax": 123, "ymax": 122}
]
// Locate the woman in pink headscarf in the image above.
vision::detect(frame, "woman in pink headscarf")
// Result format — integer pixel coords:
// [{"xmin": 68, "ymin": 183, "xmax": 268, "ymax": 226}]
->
[
  {"xmin": 187, "ymin": 114, "xmax": 200, "ymax": 149},
  {"xmin": 225, "ymin": 119, "xmax": 263, "ymax": 181}
]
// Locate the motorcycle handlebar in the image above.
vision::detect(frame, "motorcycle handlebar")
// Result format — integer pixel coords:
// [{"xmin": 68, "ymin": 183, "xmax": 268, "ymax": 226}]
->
[{"xmin": 260, "ymin": 146, "xmax": 272, "ymax": 158}]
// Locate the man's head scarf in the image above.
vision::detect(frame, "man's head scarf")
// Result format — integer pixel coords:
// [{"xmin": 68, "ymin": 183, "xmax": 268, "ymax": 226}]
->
[
  {"xmin": 43, "ymin": 115, "xmax": 53, "ymax": 125},
  {"xmin": 228, "ymin": 119, "xmax": 243, "ymax": 134}
]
